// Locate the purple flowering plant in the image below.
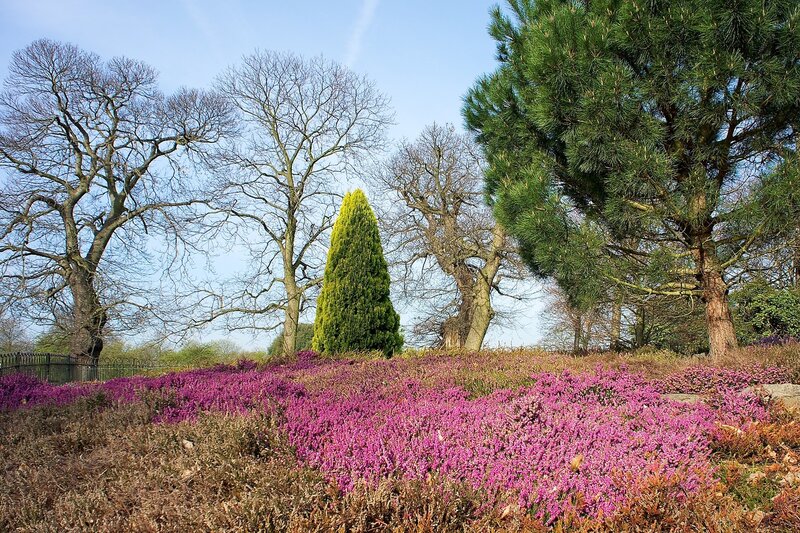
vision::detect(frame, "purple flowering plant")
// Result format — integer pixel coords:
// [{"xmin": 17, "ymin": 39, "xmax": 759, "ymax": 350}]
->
[{"xmin": 0, "ymin": 350, "xmax": 785, "ymax": 522}]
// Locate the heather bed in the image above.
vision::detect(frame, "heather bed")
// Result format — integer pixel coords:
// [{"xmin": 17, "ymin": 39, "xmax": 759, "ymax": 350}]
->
[{"xmin": 2, "ymin": 349, "xmax": 799, "ymax": 530}]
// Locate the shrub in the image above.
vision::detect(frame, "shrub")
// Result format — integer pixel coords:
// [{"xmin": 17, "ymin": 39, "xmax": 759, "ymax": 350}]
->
[
  {"xmin": 313, "ymin": 189, "xmax": 402, "ymax": 356},
  {"xmin": 751, "ymin": 334, "xmax": 800, "ymax": 347},
  {"xmin": 32, "ymin": 327, "xmax": 71, "ymax": 353},
  {"xmin": 158, "ymin": 340, "xmax": 243, "ymax": 367},
  {"xmin": 734, "ymin": 279, "xmax": 800, "ymax": 344},
  {"xmin": 268, "ymin": 323, "xmax": 314, "ymax": 357}
]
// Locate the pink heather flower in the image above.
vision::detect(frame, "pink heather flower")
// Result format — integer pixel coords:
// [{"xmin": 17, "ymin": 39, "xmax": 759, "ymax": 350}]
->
[{"xmin": 1, "ymin": 354, "xmax": 789, "ymax": 523}]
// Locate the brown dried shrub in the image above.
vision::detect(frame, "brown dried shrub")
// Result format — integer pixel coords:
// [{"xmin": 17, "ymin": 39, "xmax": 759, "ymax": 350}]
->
[
  {"xmin": 767, "ymin": 487, "xmax": 800, "ymax": 531},
  {"xmin": 595, "ymin": 473, "xmax": 749, "ymax": 532}
]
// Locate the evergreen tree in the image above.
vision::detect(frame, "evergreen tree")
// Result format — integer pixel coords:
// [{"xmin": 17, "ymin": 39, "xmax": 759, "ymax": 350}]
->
[
  {"xmin": 465, "ymin": 0, "xmax": 800, "ymax": 359},
  {"xmin": 313, "ymin": 190, "xmax": 403, "ymax": 355}
]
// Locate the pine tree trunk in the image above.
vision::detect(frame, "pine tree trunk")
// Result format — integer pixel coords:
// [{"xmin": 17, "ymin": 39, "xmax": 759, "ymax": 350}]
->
[
  {"xmin": 609, "ymin": 292, "xmax": 623, "ymax": 351},
  {"xmin": 695, "ymin": 245, "xmax": 738, "ymax": 360},
  {"xmin": 701, "ymin": 268, "xmax": 738, "ymax": 361},
  {"xmin": 572, "ymin": 314, "xmax": 583, "ymax": 353},
  {"xmin": 633, "ymin": 305, "xmax": 646, "ymax": 349},
  {"xmin": 793, "ymin": 235, "xmax": 800, "ymax": 289},
  {"xmin": 581, "ymin": 321, "xmax": 591, "ymax": 352}
]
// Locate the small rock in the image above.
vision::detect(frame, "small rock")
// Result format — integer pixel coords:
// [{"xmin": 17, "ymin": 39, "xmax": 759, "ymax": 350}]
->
[
  {"xmin": 664, "ymin": 393, "xmax": 705, "ymax": 404},
  {"xmin": 181, "ymin": 439, "xmax": 195, "ymax": 450},
  {"xmin": 742, "ymin": 383, "xmax": 800, "ymax": 411}
]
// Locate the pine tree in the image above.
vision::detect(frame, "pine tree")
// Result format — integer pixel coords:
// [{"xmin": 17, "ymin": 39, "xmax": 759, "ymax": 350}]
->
[
  {"xmin": 313, "ymin": 190, "xmax": 403, "ymax": 355},
  {"xmin": 465, "ymin": 0, "xmax": 800, "ymax": 359}
]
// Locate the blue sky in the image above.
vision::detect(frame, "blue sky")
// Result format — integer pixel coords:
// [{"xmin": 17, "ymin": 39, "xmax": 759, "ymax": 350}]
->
[
  {"xmin": 0, "ymin": 0, "xmax": 544, "ymax": 347},
  {"xmin": 0, "ymin": 0, "xmax": 499, "ymax": 140}
]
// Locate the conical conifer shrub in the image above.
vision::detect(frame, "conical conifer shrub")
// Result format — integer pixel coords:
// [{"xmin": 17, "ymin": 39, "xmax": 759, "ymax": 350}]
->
[{"xmin": 313, "ymin": 189, "xmax": 402, "ymax": 355}]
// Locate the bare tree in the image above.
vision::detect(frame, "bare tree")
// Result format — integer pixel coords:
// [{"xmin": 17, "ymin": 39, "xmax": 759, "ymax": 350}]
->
[
  {"xmin": 0, "ymin": 314, "xmax": 32, "ymax": 352},
  {"xmin": 192, "ymin": 51, "xmax": 392, "ymax": 358},
  {"xmin": 370, "ymin": 123, "xmax": 525, "ymax": 350},
  {"xmin": 0, "ymin": 40, "xmax": 233, "ymax": 362},
  {"xmin": 538, "ymin": 285, "xmax": 606, "ymax": 353}
]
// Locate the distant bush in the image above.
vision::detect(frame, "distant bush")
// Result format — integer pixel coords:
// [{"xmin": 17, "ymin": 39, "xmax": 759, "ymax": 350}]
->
[
  {"xmin": 99, "ymin": 340, "xmax": 163, "ymax": 363},
  {"xmin": 751, "ymin": 335, "xmax": 800, "ymax": 348},
  {"xmin": 734, "ymin": 280, "xmax": 800, "ymax": 344},
  {"xmin": 32, "ymin": 328, "xmax": 71, "ymax": 353},
  {"xmin": 30, "ymin": 333, "xmax": 268, "ymax": 370},
  {"xmin": 268, "ymin": 324, "xmax": 314, "ymax": 357},
  {"xmin": 158, "ymin": 340, "xmax": 265, "ymax": 368}
]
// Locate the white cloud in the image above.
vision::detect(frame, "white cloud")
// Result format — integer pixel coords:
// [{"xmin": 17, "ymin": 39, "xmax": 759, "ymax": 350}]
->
[{"xmin": 344, "ymin": 0, "xmax": 379, "ymax": 68}]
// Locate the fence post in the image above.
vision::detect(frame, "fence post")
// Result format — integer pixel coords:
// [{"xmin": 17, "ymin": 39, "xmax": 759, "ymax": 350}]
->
[{"xmin": 46, "ymin": 353, "xmax": 51, "ymax": 382}]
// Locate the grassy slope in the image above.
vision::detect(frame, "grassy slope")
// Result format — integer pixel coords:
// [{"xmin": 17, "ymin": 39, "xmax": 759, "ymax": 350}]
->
[{"xmin": 1, "ymin": 346, "xmax": 799, "ymax": 532}]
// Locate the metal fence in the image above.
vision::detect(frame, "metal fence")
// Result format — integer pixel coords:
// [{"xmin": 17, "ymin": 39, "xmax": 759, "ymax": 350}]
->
[{"xmin": 0, "ymin": 352, "xmax": 172, "ymax": 383}]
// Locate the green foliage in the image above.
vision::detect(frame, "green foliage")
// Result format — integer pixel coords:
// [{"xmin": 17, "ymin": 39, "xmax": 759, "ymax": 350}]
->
[
  {"xmin": 158, "ymin": 340, "xmax": 260, "ymax": 367},
  {"xmin": 268, "ymin": 323, "xmax": 315, "ymax": 357},
  {"xmin": 464, "ymin": 0, "xmax": 800, "ymax": 335},
  {"xmin": 313, "ymin": 189, "xmax": 403, "ymax": 356},
  {"xmin": 32, "ymin": 331, "xmax": 268, "ymax": 368},
  {"xmin": 733, "ymin": 280, "xmax": 800, "ymax": 344},
  {"xmin": 641, "ymin": 309, "xmax": 709, "ymax": 356},
  {"xmin": 97, "ymin": 340, "xmax": 161, "ymax": 364},
  {"xmin": 33, "ymin": 328, "xmax": 71, "ymax": 354}
]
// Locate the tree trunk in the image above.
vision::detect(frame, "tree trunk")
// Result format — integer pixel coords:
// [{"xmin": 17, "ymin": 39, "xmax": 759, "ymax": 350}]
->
[
  {"xmin": 633, "ymin": 305, "xmax": 646, "ymax": 349},
  {"xmin": 282, "ymin": 278, "xmax": 300, "ymax": 359},
  {"xmin": 463, "ymin": 225, "xmax": 504, "ymax": 351},
  {"xmin": 609, "ymin": 291, "xmax": 623, "ymax": 351},
  {"xmin": 572, "ymin": 314, "xmax": 583, "ymax": 353},
  {"xmin": 464, "ymin": 288, "xmax": 493, "ymax": 351},
  {"xmin": 582, "ymin": 314, "xmax": 593, "ymax": 352},
  {"xmin": 441, "ymin": 316, "xmax": 465, "ymax": 349},
  {"xmin": 695, "ymin": 245, "xmax": 738, "ymax": 360},
  {"xmin": 793, "ymin": 235, "xmax": 800, "ymax": 289},
  {"xmin": 438, "ymin": 227, "xmax": 504, "ymax": 351},
  {"xmin": 700, "ymin": 267, "xmax": 738, "ymax": 361},
  {"xmin": 440, "ymin": 264, "xmax": 477, "ymax": 349},
  {"xmin": 68, "ymin": 269, "xmax": 106, "ymax": 373},
  {"xmin": 281, "ymin": 205, "xmax": 300, "ymax": 359},
  {"xmin": 440, "ymin": 268, "xmax": 494, "ymax": 351}
]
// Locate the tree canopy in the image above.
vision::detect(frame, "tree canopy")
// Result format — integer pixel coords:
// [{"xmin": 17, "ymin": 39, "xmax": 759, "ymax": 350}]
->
[
  {"xmin": 369, "ymin": 123, "xmax": 525, "ymax": 349},
  {"xmin": 0, "ymin": 39, "xmax": 233, "ymax": 360},
  {"xmin": 465, "ymin": 0, "xmax": 800, "ymax": 358}
]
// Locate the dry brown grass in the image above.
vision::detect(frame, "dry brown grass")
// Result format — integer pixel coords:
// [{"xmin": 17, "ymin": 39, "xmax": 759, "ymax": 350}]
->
[{"xmin": 0, "ymin": 398, "xmax": 522, "ymax": 532}]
